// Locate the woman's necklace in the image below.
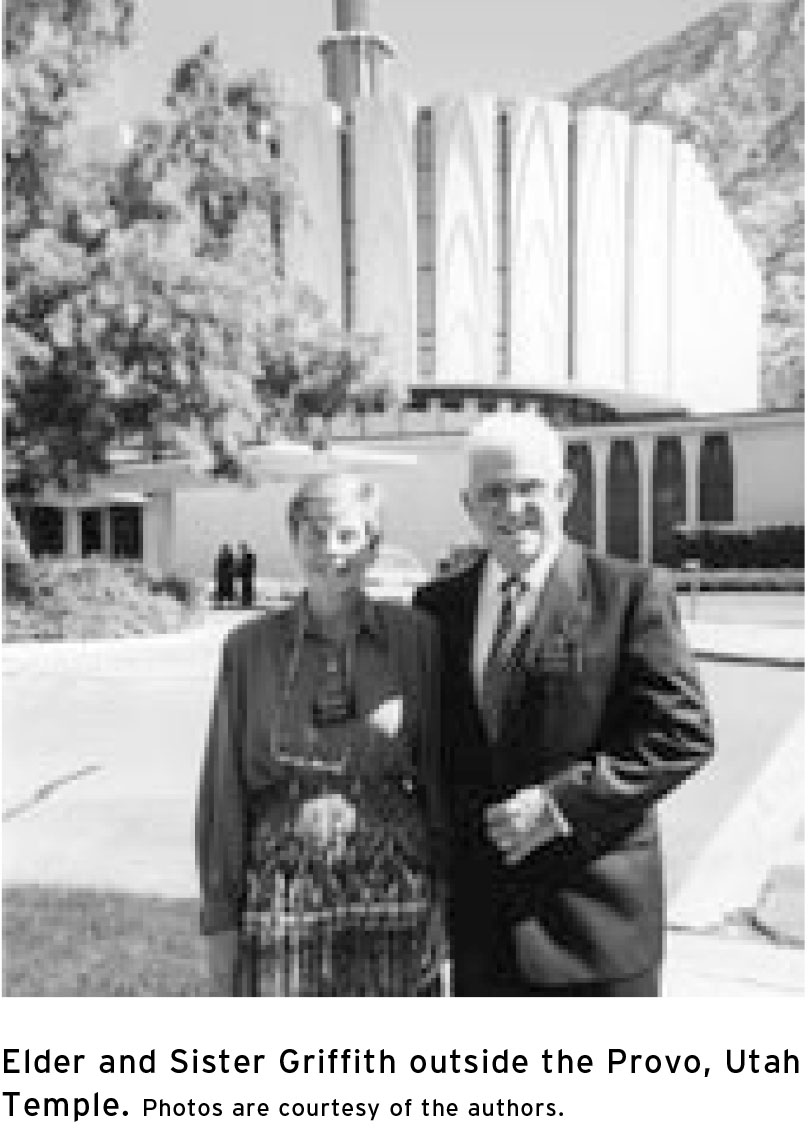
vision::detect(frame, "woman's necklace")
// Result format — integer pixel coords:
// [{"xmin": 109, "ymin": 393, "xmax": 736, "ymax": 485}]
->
[{"xmin": 276, "ymin": 595, "xmax": 358, "ymax": 755}]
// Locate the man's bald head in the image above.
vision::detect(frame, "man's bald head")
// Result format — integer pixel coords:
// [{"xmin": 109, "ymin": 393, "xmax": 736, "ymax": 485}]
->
[
  {"xmin": 464, "ymin": 411, "xmax": 566, "ymax": 483},
  {"xmin": 462, "ymin": 411, "xmax": 574, "ymax": 575}
]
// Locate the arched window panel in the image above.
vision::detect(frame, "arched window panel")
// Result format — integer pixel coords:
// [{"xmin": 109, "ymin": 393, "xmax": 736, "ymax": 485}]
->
[
  {"xmin": 607, "ymin": 439, "xmax": 639, "ymax": 560},
  {"xmin": 699, "ymin": 433, "xmax": 734, "ymax": 523},
  {"xmin": 27, "ymin": 505, "xmax": 65, "ymax": 558},
  {"xmin": 110, "ymin": 505, "xmax": 143, "ymax": 561},
  {"xmin": 565, "ymin": 442, "xmax": 595, "ymax": 547},
  {"xmin": 652, "ymin": 435, "xmax": 686, "ymax": 566}
]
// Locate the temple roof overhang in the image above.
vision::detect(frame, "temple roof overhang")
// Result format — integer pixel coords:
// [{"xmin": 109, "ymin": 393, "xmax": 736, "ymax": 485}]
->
[{"xmin": 407, "ymin": 379, "xmax": 690, "ymax": 421}]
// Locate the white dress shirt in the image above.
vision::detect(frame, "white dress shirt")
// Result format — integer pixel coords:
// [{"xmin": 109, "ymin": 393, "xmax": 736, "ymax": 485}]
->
[{"xmin": 471, "ymin": 542, "xmax": 562, "ymax": 701}]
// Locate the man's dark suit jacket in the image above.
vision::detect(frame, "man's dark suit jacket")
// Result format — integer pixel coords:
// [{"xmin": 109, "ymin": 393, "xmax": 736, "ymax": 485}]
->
[{"xmin": 414, "ymin": 540, "xmax": 715, "ymax": 993}]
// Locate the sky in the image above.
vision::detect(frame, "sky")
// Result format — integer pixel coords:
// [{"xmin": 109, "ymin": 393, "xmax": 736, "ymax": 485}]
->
[{"xmin": 80, "ymin": 0, "xmax": 778, "ymax": 127}]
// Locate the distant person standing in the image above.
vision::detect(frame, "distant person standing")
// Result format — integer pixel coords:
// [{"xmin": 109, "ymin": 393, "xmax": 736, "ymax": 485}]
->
[
  {"xmin": 237, "ymin": 542, "xmax": 256, "ymax": 609},
  {"xmin": 215, "ymin": 543, "xmax": 235, "ymax": 607}
]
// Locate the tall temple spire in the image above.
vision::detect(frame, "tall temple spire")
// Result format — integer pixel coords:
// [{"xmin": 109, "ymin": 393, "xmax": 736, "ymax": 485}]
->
[{"xmin": 319, "ymin": 0, "xmax": 397, "ymax": 107}]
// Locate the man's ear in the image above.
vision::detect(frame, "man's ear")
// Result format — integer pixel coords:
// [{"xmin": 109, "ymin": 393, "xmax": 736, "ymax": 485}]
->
[{"xmin": 460, "ymin": 490, "xmax": 472, "ymax": 515}]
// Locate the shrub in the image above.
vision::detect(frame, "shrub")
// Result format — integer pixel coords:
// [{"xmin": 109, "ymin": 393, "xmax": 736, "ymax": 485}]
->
[
  {"xmin": 2, "ymin": 559, "xmax": 198, "ymax": 642},
  {"xmin": 671, "ymin": 524, "xmax": 804, "ymax": 570}
]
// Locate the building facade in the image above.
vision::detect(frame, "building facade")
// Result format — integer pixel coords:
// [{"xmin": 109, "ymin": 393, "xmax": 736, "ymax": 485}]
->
[
  {"xmin": 287, "ymin": 0, "xmax": 761, "ymax": 412},
  {"xmin": 17, "ymin": 405, "xmax": 800, "ymax": 579},
  {"xmin": 12, "ymin": 1, "xmax": 801, "ymax": 580}
]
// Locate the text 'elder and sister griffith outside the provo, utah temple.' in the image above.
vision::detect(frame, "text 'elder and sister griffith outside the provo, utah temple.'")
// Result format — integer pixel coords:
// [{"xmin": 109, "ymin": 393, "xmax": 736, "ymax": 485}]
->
[{"xmin": 3, "ymin": 1047, "xmax": 801, "ymax": 1077}]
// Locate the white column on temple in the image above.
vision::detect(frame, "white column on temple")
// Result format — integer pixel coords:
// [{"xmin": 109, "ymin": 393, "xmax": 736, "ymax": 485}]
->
[
  {"xmin": 592, "ymin": 436, "xmax": 610, "ymax": 556},
  {"xmin": 164, "ymin": 491, "xmax": 176, "ymax": 573},
  {"xmin": 353, "ymin": 95, "xmax": 417, "ymax": 385},
  {"xmin": 101, "ymin": 505, "xmax": 112, "ymax": 559},
  {"xmin": 573, "ymin": 108, "xmax": 631, "ymax": 391},
  {"xmin": 682, "ymin": 432, "xmax": 700, "ymax": 531},
  {"xmin": 727, "ymin": 431, "xmax": 739, "ymax": 524},
  {"xmin": 64, "ymin": 506, "xmax": 81, "ymax": 559},
  {"xmin": 433, "ymin": 94, "xmax": 497, "ymax": 385},
  {"xmin": 626, "ymin": 122, "xmax": 672, "ymax": 399},
  {"xmin": 141, "ymin": 501, "xmax": 158, "ymax": 571},
  {"xmin": 510, "ymin": 99, "xmax": 570, "ymax": 382},
  {"xmin": 283, "ymin": 103, "xmax": 343, "ymax": 325},
  {"xmin": 637, "ymin": 434, "xmax": 654, "ymax": 565}
]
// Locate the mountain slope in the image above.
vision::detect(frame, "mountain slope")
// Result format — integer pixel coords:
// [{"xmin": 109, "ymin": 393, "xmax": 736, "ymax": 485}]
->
[{"xmin": 567, "ymin": 0, "xmax": 804, "ymax": 408}]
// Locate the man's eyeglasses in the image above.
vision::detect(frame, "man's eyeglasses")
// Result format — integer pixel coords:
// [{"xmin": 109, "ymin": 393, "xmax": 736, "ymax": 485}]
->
[{"xmin": 474, "ymin": 479, "xmax": 550, "ymax": 507}]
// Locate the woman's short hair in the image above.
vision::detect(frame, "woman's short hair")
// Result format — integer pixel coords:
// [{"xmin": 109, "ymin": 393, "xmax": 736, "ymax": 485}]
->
[{"xmin": 287, "ymin": 472, "xmax": 383, "ymax": 545}]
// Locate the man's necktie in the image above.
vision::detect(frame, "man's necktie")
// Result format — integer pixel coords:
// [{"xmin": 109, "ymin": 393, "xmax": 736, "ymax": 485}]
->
[{"xmin": 481, "ymin": 576, "xmax": 525, "ymax": 741}]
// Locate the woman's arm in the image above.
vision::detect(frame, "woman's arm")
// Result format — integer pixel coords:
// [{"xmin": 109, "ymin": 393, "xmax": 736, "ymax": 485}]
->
[{"xmin": 196, "ymin": 636, "xmax": 247, "ymax": 993}]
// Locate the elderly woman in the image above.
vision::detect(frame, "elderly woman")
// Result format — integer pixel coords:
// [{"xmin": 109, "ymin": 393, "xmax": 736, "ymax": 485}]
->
[{"xmin": 196, "ymin": 472, "xmax": 446, "ymax": 995}]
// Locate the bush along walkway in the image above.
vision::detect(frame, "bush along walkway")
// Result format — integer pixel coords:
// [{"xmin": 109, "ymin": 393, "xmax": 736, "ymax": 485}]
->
[{"xmin": 3, "ymin": 559, "xmax": 202, "ymax": 642}]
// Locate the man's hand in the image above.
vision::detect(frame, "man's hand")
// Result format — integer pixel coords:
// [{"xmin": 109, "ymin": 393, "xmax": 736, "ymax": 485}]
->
[{"xmin": 484, "ymin": 785, "xmax": 571, "ymax": 866}]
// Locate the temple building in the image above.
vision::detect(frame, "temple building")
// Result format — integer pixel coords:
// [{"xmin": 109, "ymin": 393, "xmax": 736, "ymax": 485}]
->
[
  {"xmin": 13, "ymin": 0, "xmax": 803, "ymax": 577},
  {"xmin": 286, "ymin": 0, "xmax": 761, "ymax": 412}
]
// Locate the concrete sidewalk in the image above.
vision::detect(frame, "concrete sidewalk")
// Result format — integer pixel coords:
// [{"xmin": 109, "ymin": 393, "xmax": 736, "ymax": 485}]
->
[
  {"xmin": 689, "ymin": 620, "xmax": 804, "ymax": 665},
  {"xmin": 669, "ymin": 714, "xmax": 804, "ymax": 935},
  {"xmin": 663, "ymin": 929, "xmax": 803, "ymax": 997}
]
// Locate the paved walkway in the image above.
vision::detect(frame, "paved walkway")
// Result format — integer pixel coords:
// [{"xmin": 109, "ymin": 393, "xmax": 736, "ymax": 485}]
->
[
  {"xmin": 689, "ymin": 621, "xmax": 804, "ymax": 666},
  {"xmin": 662, "ymin": 929, "xmax": 803, "ymax": 997},
  {"xmin": 2, "ymin": 614, "xmax": 804, "ymax": 995},
  {"xmin": 669, "ymin": 713, "xmax": 803, "ymax": 931}
]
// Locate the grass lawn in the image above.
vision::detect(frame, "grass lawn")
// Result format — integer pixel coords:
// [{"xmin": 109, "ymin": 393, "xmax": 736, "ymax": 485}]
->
[{"xmin": 2, "ymin": 885, "xmax": 209, "ymax": 996}]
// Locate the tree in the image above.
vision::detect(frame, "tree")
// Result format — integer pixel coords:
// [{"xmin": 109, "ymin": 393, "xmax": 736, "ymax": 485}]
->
[
  {"xmin": 4, "ymin": 0, "xmax": 134, "ymax": 244},
  {"xmin": 4, "ymin": 13, "xmax": 396, "ymax": 499},
  {"xmin": 99, "ymin": 39, "xmax": 393, "ymax": 469},
  {"xmin": 4, "ymin": 0, "xmax": 135, "ymax": 493}
]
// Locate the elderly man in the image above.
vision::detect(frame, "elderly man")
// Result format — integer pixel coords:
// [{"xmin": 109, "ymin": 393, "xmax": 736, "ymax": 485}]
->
[{"xmin": 414, "ymin": 412, "xmax": 714, "ymax": 996}]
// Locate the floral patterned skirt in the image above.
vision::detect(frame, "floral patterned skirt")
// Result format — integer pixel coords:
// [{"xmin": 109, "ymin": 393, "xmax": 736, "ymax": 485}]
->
[
  {"xmin": 239, "ymin": 901, "xmax": 436, "ymax": 996},
  {"xmin": 239, "ymin": 779, "xmax": 442, "ymax": 996}
]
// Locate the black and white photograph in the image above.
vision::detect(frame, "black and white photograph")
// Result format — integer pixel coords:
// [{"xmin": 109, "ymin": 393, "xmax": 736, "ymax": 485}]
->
[{"xmin": 2, "ymin": 0, "xmax": 804, "ymax": 1001}]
